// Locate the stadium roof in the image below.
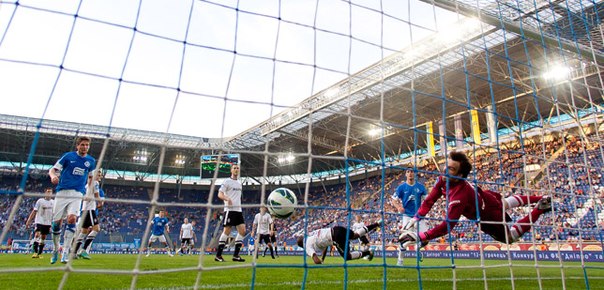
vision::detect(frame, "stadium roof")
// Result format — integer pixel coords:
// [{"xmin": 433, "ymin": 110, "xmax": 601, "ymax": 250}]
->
[{"xmin": 0, "ymin": 0, "xmax": 602, "ymax": 181}]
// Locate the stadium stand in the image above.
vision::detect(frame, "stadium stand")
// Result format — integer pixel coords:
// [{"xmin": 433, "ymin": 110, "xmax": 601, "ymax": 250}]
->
[{"xmin": 1, "ymin": 132, "xmax": 603, "ymax": 251}]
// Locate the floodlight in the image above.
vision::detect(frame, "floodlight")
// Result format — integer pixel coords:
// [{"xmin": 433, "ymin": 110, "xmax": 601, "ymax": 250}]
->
[
  {"xmin": 542, "ymin": 64, "xmax": 571, "ymax": 81},
  {"xmin": 368, "ymin": 128, "xmax": 381, "ymax": 136},
  {"xmin": 277, "ymin": 154, "xmax": 295, "ymax": 164}
]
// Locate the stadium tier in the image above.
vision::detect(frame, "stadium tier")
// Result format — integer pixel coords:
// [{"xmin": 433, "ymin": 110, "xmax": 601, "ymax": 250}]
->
[{"xmin": 2, "ymin": 133, "xmax": 603, "ymax": 246}]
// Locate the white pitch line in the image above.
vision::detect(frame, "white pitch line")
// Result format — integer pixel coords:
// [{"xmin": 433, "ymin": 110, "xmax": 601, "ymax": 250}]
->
[{"xmin": 127, "ymin": 276, "xmax": 604, "ymax": 290}]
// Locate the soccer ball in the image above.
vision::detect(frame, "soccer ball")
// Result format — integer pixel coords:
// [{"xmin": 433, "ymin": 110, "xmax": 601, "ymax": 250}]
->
[{"xmin": 267, "ymin": 187, "xmax": 297, "ymax": 219}]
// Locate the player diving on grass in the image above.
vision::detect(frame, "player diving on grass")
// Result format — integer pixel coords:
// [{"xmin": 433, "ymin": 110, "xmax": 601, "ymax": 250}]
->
[
  {"xmin": 399, "ymin": 151, "xmax": 552, "ymax": 249},
  {"xmin": 297, "ymin": 220, "xmax": 382, "ymax": 264}
]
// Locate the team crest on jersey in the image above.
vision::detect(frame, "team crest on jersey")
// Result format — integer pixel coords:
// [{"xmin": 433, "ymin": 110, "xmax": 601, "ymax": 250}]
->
[{"xmin": 84, "ymin": 161, "xmax": 91, "ymax": 168}]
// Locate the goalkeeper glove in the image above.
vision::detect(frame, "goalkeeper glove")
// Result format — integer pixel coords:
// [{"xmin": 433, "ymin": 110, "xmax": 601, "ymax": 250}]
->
[
  {"xmin": 402, "ymin": 216, "xmax": 419, "ymax": 231},
  {"xmin": 398, "ymin": 230, "xmax": 429, "ymax": 249}
]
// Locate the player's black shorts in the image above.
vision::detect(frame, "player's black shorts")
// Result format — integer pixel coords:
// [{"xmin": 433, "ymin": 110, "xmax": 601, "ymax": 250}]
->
[
  {"xmin": 181, "ymin": 238, "xmax": 192, "ymax": 246},
  {"xmin": 35, "ymin": 224, "xmax": 51, "ymax": 235},
  {"xmin": 223, "ymin": 211, "xmax": 244, "ymax": 227},
  {"xmin": 81, "ymin": 210, "xmax": 99, "ymax": 228},
  {"xmin": 258, "ymin": 234, "xmax": 271, "ymax": 244},
  {"xmin": 269, "ymin": 233, "xmax": 276, "ymax": 243},
  {"xmin": 331, "ymin": 226, "xmax": 356, "ymax": 259}
]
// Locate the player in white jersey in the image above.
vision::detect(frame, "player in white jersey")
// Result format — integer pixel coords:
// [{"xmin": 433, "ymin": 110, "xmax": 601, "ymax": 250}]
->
[
  {"xmin": 252, "ymin": 206, "xmax": 275, "ymax": 259},
  {"xmin": 74, "ymin": 169, "xmax": 104, "ymax": 260},
  {"xmin": 215, "ymin": 164, "xmax": 246, "ymax": 262},
  {"xmin": 176, "ymin": 218, "xmax": 193, "ymax": 255},
  {"xmin": 296, "ymin": 220, "xmax": 382, "ymax": 264},
  {"xmin": 25, "ymin": 188, "xmax": 54, "ymax": 259},
  {"xmin": 263, "ymin": 218, "xmax": 279, "ymax": 257}
]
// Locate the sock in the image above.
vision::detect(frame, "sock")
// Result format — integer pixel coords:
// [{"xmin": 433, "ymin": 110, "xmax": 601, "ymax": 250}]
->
[
  {"xmin": 361, "ymin": 250, "xmax": 372, "ymax": 258},
  {"xmin": 38, "ymin": 243, "xmax": 45, "ymax": 255},
  {"xmin": 360, "ymin": 235, "xmax": 370, "ymax": 246},
  {"xmin": 366, "ymin": 222, "xmax": 380, "ymax": 232},
  {"xmin": 216, "ymin": 233, "xmax": 228, "ymax": 257},
  {"xmin": 506, "ymin": 195, "xmax": 543, "ymax": 208},
  {"xmin": 165, "ymin": 244, "xmax": 171, "ymax": 255},
  {"xmin": 83, "ymin": 230, "xmax": 97, "ymax": 252},
  {"xmin": 51, "ymin": 222, "xmax": 61, "ymax": 252},
  {"xmin": 63, "ymin": 224, "xmax": 76, "ymax": 256},
  {"xmin": 234, "ymin": 242, "xmax": 243, "ymax": 257},
  {"xmin": 74, "ymin": 232, "xmax": 87, "ymax": 254},
  {"xmin": 354, "ymin": 222, "xmax": 380, "ymax": 238},
  {"xmin": 269, "ymin": 246, "xmax": 274, "ymax": 258},
  {"xmin": 263, "ymin": 246, "xmax": 268, "ymax": 256},
  {"xmin": 510, "ymin": 206, "xmax": 546, "ymax": 241},
  {"xmin": 398, "ymin": 248, "xmax": 405, "ymax": 262},
  {"xmin": 32, "ymin": 241, "xmax": 39, "ymax": 254},
  {"xmin": 233, "ymin": 234, "xmax": 244, "ymax": 257},
  {"xmin": 350, "ymin": 251, "xmax": 362, "ymax": 260}
]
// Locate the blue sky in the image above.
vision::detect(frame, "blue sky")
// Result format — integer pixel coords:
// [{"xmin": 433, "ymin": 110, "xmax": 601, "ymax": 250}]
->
[{"xmin": 0, "ymin": 0, "xmax": 458, "ymax": 138}]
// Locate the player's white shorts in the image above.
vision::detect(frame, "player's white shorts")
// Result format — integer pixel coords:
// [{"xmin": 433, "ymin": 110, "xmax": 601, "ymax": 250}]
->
[
  {"xmin": 149, "ymin": 234, "xmax": 167, "ymax": 243},
  {"xmin": 52, "ymin": 189, "xmax": 83, "ymax": 221},
  {"xmin": 403, "ymin": 215, "xmax": 427, "ymax": 232}
]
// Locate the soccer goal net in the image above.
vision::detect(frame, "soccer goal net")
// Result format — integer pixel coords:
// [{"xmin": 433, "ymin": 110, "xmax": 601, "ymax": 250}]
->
[{"xmin": 1, "ymin": 0, "xmax": 603, "ymax": 289}]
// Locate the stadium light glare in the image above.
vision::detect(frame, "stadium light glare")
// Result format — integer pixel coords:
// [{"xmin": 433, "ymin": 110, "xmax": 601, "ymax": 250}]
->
[
  {"xmin": 542, "ymin": 64, "xmax": 571, "ymax": 81},
  {"xmin": 368, "ymin": 128, "xmax": 381, "ymax": 136},
  {"xmin": 133, "ymin": 149, "xmax": 149, "ymax": 164},
  {"xmin": 438, "ymin": 17, "xmax": 481, "ymax": 44},
  {"xmin": 174, "ymin": 154, "xmax": 186, "ymax": 167},
  {"xmin": 277, "ymin": 154, "xmax": 295, "ymax": 164},
  {"xmin": 439, "ymin": 28, "xmax": 461, "ymax": 43}
]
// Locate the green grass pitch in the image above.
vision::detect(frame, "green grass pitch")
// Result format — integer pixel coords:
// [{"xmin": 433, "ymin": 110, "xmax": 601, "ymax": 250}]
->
[{"xmin": 0, "ymin": 253, "xmax": 602, "ymax": 289}]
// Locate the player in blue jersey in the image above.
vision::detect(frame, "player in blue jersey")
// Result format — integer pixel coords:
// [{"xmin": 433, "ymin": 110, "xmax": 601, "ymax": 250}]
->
[
  {"xmin": 247, "ymin": 236, "xmax": 255, "ymax": 256},
  {"xmin": 48, "ymin": 136, "xmax": 96, "ymax": 264},
  {"xmin": 146, "ymin": 211, "xmax": 173, "ymax": 257},
  {"xmin": 391, "ymin": 169, "xmax": 427, "ymax": 265}
]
